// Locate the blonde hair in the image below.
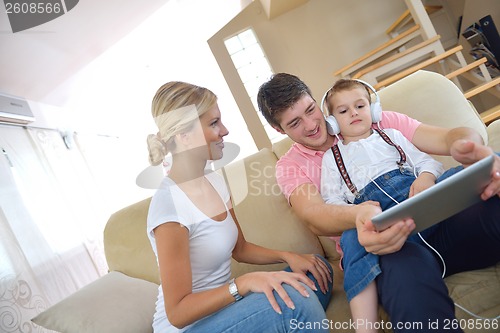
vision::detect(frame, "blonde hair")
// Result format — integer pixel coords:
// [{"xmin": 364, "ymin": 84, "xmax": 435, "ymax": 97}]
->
[
  {"xmin": 146, "ymin": 81, "xmax": 217, "ymax": 166},
  {"xmin": 323, "ymin": 79, "xmax": 371, "ymax": 116}
]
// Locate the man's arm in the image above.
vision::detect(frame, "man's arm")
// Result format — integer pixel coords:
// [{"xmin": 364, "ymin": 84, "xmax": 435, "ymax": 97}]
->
[
  {"xmin": 411, "ymin": 124, "xmax": 484, "ymax": 155},
  {"xmin": 451, "ymin": 140, "xmax": 500, "ymax": 199},
  {"xmin": 289, "ymin": 184, "xmax": 414, "ymax": 254},
  {"xmin": 289, "ymin": 183, "xmax": 357, "ymax": 236},
  {"xmin": 412, "ymin": 123, "xmax": 500, "ymax": 199}
]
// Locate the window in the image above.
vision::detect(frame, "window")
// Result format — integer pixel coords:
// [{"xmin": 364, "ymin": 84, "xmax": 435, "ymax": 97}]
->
[{"xmin": 225, "ymin": 29, "xmax": 285, "ymax": 143}]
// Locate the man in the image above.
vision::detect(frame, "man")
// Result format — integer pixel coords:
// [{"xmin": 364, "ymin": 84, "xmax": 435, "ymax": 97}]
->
[{"xmin": 257, "ymin": 73, "xmax": 500, "ymax": 332}]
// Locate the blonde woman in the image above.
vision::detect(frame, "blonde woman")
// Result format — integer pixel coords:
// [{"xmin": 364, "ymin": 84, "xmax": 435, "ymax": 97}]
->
[{"xmin": 146, "ymin": 81, "xmax": 332, "ymax": 333}]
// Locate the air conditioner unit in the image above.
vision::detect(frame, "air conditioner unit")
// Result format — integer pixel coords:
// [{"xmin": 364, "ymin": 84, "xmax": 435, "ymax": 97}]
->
[{"xmin": 0, "ymin": 92, "xmax": 35, "ymax": 124}]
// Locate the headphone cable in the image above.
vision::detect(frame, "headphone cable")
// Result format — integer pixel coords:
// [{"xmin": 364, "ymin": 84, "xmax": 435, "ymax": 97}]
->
[{"xmin": 350, "ymin": 155, "xmax": 499, "ymax": 321}]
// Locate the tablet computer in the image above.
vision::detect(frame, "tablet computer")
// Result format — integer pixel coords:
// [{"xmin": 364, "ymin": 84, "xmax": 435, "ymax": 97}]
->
[{"xmin": 371, "ymin": 155, "xmax": 494, "ymax": 233}]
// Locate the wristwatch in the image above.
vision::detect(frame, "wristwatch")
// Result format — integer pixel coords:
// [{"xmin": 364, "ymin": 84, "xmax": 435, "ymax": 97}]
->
[{"xmin": 228, "ymin": 278, "xmax": 243, "ymax": 302}]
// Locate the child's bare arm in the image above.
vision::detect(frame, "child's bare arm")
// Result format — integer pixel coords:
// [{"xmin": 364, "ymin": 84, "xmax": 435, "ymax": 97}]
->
[{"xmin": 409, "ymin": 172, "xmax": 437, "ymax": 197}]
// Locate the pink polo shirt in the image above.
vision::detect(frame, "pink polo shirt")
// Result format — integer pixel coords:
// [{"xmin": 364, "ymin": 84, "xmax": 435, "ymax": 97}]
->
[
  {"xmin": 276, "ymin": 111, "xmax": 421, "ymax": 202},
  {"xmin": 276, "ymin": 111, "xmax": 421, "ymax": 259}
]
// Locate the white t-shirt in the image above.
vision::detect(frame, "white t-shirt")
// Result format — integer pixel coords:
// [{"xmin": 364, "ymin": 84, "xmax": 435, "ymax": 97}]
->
[
  {"xmin": 321, "ymin": 128, "xmax": 443, "ymax": 205},
  {"xmin": 147, "ymin": 171, "xmax": 238, "ymax": 333}
]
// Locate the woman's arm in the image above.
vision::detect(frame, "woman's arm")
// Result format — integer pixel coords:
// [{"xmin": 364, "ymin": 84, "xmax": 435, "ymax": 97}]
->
[
  {"xmin": 228, "ymin": 207, "xmax": 332, "ymax": 294},
  {"xmin": 155, "ymin": 223, "xmax": 234, "ymax": 329},
  {"xmin": 155, "ymin": 219, "xmax": 324, "ymax": 327}
]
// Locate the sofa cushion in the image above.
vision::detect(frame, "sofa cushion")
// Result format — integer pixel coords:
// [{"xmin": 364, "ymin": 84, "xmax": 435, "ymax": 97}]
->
[
  {"xmin": 223, "ymin": 148, "xmax": 325, "ymax": 275},
  {"xmin": 104, "ymin": 197, "xmax": 160, "ymax": 284},
  {"xmin": 31, "ymin": 271, "xmax": 158, "ymax": 333},
  {"xmin": 272, "ymin": 136, "xmax": 294, "ymax": 159},
  {"xmin": 446, "ymin": 263, "xmax": 500, "ymax": 325}
]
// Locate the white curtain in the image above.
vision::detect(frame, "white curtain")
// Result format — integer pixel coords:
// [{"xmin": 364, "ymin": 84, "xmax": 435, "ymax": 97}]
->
[{"xmin": 0, "ymin": 124, "xmax": 147, "ymax": 332}]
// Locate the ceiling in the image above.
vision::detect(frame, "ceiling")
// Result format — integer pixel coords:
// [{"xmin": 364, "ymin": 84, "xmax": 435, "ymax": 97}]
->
[
  {"xmin": 0, "ymin": 0, "xmax": 309, "ymax": 106},
  {"xmin": 259, "ymin": 0, "xmax": 308, "ymax": 19},
  {"xmin": 0, "ymin": 0, "xmax": 172, "ymax": 102}
]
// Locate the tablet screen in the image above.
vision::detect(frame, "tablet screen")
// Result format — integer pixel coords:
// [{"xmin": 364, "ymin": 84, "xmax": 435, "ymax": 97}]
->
[{"xmin": 371, "ymin": 155, "xmax": 494, "ymax": 233}]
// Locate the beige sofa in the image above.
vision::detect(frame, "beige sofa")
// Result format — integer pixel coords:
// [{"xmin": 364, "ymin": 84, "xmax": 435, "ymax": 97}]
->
[{"xmin": 33, "ymin": 71, "xmax": 500, "ymax": 333}]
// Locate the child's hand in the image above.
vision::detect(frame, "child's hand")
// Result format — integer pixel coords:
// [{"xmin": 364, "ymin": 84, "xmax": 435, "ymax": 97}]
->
[{"xmin": 409, "ymin": 172, "xmax": 436, "ymax": 197}]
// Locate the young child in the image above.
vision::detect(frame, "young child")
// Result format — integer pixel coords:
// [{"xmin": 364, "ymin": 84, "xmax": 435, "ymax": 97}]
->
[{"xmin": 320, "ymin": 79, "xmax": 444, "ymax": 333}]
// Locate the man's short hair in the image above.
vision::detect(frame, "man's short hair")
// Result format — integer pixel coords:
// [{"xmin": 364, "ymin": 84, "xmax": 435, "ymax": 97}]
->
[{"xmin": 257, "ymin": 73, "xmax": 313, "ymax": 129}]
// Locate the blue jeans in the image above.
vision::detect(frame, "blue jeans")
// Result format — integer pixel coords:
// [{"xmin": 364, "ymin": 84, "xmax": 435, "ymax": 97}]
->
[
  {"xmin": 341, "ymin": 168, "xmax": 417, "ymax": 301},
  {"xmin": 185, "ymin": 256, "xmax": 333, "ymax": 333},
  {"xmin": 340, "ymin": 165, "xmax": 478, "ymax": 300},
  {"xmin": 341, "ymin": 160, "xmax": 500, "ymax": 332}
]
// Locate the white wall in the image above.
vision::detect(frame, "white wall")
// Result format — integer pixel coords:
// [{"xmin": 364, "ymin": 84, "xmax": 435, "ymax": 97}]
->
[
  {"xmin": 9, "ymin": 0, "xmax": 255, "ymax": 207},
  {"xmin": 209, "ymin": 0, "xmax": 409, "ymax": 150}
]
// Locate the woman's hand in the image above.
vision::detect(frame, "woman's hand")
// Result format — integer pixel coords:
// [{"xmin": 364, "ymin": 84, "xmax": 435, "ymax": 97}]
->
[
  {"xmin": 236, "ymin": 271, "xmax": 315, "ymax": 314},
  {"xmin": 282, "ymin": 253, "xmax": 332, "ymax": 294}
]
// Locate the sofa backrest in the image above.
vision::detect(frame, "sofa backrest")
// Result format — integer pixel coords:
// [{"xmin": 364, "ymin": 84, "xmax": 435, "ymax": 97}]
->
[
  {"xmin": 104, "ymin": 197, "xmax": 160, "ymax": 285},
  {"xmin": 377, "ymin": 70, "xmax": 488, "ymax": 169},
  {"xmin": 488, "ymin": 120, "xmax": 500, "ymax": 151},
  {"xmin": 222, "ymin": 147, "xmax": 325, "ymax": 276},
  {"xmin": 272, "ymin": 136, "xmax": 294, "ymax": 159},
  {"xmin": 102, "ymin": 70, "xmax": 490, "ymax": 284},
  {"xmin": 103, "ymin": 148, "xmax": 326, "ymax": 283}
]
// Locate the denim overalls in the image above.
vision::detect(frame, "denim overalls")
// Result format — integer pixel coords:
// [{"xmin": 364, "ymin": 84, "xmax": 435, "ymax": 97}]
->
[{"xmin": 334, "ymin": 129, "xmax": 463, "ymax": 301}]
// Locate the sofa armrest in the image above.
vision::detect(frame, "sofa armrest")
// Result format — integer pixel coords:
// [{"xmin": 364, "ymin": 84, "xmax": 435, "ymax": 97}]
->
[
  {"xmin": 32, "ymin": 271, "xmax": 158, "ymax": 333},
  {"xmin": 104, "ymin": 197, "xmax": 160, "ymax": 285},
  {"xmin": 487, "ymin": 119, "xmax": 500, "ymax": 152}
]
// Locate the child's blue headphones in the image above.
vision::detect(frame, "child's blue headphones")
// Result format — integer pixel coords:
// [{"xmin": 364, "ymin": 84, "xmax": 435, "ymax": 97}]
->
[{"xmin": 321, "ymin": 79, "xmax": 382, "ymax": 135}]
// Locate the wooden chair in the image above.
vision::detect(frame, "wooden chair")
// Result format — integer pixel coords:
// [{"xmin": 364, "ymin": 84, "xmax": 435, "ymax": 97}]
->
[
  {"xmin": 374, "ymin": 55, "xmax": 499, "ymax": 125},
  {"xmin": 478, "ymin": 103, "xmax": 500, "ymax": 126},
  {"xmin": 445, "ymin": 57, "xmax": 489, "ymax": 81},
  {"xmin": 333, "ymin": 25, "xmax": 423, "ymax": 78},
  {"xmin": 333, "ymin": 0, "xmax": 447, "ymax": 86},
  {"xmin": 463, "ymin": 77, "xmax": 500, "ymax": 125},
  {"xmin": 373, "ymin": 45, "xmax": 466, "ymax": 90},
  {"xmin": 386, "ymin": 5, "xmax": 443, "ymax": 38},
  {"xmin": 463, "ymin": 78, "xmax": 500, "ymax": 100},
  {"xmin": 445, "ymin": 57, "xmax": 500, "ymax": 125},
  {"xmin": 352, "ymin": 35, "xmax": 442, "ymax": 81}
]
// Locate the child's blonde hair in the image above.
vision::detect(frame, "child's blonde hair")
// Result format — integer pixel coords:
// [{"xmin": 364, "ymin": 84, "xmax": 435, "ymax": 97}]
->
[{"xmin": 323, "ymin": 79, "xmax": 371, "ymax": 116}]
